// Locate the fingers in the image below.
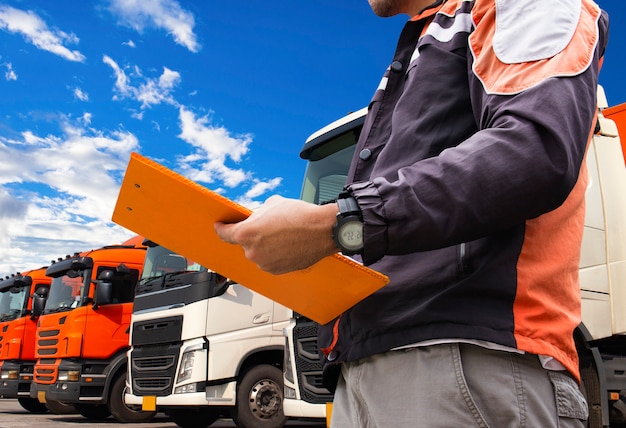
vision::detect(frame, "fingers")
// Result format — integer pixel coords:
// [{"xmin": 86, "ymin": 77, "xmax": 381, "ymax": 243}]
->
[
  {"xmin": 214, "ymin": 221, "xmax": 269, "ymax": 272},
  {"xmin": 214, "ymin": 221, "xmax": 237, "ymax": 244}
]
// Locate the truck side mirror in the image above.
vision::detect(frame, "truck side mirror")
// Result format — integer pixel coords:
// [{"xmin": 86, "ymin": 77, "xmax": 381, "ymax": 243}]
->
[
  {"xmin": 31, "ymin": 286, "xmax": 49, "ymax": 318},
  {"xmin": 93, "ymin": 270, "xmax": 114, "ymax": 309},
  {"xmin": 211, "ymin": 274, "xmax": 231, "ymax": 298}
]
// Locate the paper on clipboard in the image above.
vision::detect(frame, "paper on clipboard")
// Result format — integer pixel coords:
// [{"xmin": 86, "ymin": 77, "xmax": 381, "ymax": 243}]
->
[{"xmin": 112, "ymin": 152, "xmax": 389, "ymax": 325}]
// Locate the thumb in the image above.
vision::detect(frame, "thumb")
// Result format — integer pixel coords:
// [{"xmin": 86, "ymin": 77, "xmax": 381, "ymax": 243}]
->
[{"xmin": 214, "ymin": 221, "xmax": 237, "ymax": 244}]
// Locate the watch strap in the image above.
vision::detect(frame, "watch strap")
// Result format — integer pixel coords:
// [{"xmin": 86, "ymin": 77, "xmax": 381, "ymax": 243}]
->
[{"xmin": 337, "ymin": 192, "xmax": 361, "ymax": 218}]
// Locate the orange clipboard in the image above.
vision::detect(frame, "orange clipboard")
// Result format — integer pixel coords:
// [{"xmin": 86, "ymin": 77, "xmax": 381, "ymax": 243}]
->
[{"xmin": 112, "ymin": 152, "xmax": 389, "ymax": 325}]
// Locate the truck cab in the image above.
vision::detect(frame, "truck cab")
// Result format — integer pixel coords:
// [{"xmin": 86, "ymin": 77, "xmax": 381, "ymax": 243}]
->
[
  {"xmin": 30, "ymin": 236, "xmax": 152, "ymax": 423},
  {"xmin": 0, "ymin": 267, "xmax": 50, "ymax": 413},
  {"xmin": 125, "ymin": 241, "xmax": 292, "ymax": 428},
  {"xmin": 284, "ymin": 86, "xmax": 626, "ymax": 428}
]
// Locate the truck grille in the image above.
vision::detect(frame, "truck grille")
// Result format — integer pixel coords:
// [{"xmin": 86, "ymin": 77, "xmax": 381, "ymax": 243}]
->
[
  {"xmin": 34, "ymin": 363, "xmax": 57, "ymax": 384},
  {"xmin": 134, "ymin": 377, "xmax": 172, "ymax": 391},
  {"xmin": 293, "ymin": 320, "xmax": 332, "ymax": 404},
  {"xmin": 36, "ymin": 329, "xmax": 60, "ymax": 358},
  {"xmin": 34, "ymin": 326, "xmax": 61, "ymax": 384},
  {"xmin": 133, "ymin": 356, "xmax": 175, "ymax": 370},
  {"xmin": 130, "ymin": 343, "xmax": 181, "ymax": 396}
]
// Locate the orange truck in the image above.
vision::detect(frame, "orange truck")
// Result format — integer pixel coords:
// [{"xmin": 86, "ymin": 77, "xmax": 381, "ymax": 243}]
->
[
  {"xmin": 29, "ymin": 236, "xmax": 154, "ymax": 423},
  {"xmin": 0, "ymin": 267, "xmax": 51, "ymax": 413}
]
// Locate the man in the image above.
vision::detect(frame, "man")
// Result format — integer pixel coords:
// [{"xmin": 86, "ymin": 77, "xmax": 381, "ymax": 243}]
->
[{"xmin": 216, "ymin": 0, "xmax": 609, "ymax": 426}]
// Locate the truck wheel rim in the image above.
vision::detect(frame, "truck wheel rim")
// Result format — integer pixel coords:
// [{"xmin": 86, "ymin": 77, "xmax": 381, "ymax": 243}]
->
[{"xmin": 248, "ymin": 378, "xmax": 281, "ymax": 419}]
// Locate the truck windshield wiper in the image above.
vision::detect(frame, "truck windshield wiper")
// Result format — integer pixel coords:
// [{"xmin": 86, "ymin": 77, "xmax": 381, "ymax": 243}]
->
[
  {"xmin": 44, "ymin": 306, "xmax": 73, "ymax": 314},
  {"xmin": 137, "ymin": 271, "xmax": 192, "ymax": 291},
  {"xmin": 138, "ymin": 275, "xmax": 164, "ymax": 286}
]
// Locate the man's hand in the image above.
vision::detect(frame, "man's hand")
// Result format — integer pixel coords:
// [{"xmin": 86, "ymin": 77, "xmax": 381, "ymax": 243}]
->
[{"xmin": 214, "ymin": 195, "xmax": 339, "ymax": 275}]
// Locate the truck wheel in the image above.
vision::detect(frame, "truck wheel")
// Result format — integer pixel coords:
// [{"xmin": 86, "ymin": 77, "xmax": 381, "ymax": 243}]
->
[
  {"xmin": 108, "ymin": 373, "xmax": 156, "ymax": 423},
  {"xmin": 580, "ymin": 365, "xmax": 603, "ymax": 428},
  {"xmin": 232, "ymin": 364, "xmax": 287, "ymax": 428},
  {"xmin": 167, "ymin": 407, "xmax": 220, "ymax": 428},
  {"xmin": 17, "ymin": 397, "xmax": 48, "ymax": 413},
  {"xmin": 75, "ymin": 403, "xmax": 111, "ymax": 420},
  {"xmin": 44, "ymin": 399, "xmax": 77, "ymax": 414}
]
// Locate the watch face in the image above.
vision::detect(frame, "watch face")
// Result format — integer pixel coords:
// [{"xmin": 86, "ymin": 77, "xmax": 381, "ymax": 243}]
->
[{"xmin": 338, "ymin": 220, "xmax": 363, "ymax": 251}]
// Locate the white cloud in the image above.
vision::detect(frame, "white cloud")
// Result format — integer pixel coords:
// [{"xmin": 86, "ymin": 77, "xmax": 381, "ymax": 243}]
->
[
  {"xmin": 103, "ymin": 55, "xmax": 181, "ymax": 109},
  {"xmin": 176, "ymin": 106, "xmax": 251, "ymax": 186},
  {"xmin": 3, "ymin": 62, "xmax": 17, "ymax": 81},
  {"xmin": 80, "ymin": 112, "xmax": 92, "ymax": 125},
  {"xmin": 245, "ymin": 178, "xmax": 283, "ymax": 199},
  {"xmin": 0, "ymin": 5, "xmax": 86, "ymax": 62},
  {"xmin": 174, "ymin": 106, "xmax": 283, "ymax": 208},
  {"xmin": 122, "ymin": 39, "xmax": 136, "ymax": 48},
  {"xmin": 236, "ymin": 178, "xmax": 283, "ymax": 209},
  {"xmin": 107, "ymin": 0, "xmax": 200, "ymax": 52},
  {"xmin": 136, "ymin": 67, "xmax": 180, "ymax": 108},
  {"xmin": 0, "ymin": 189, "xmax": 28, "ymax": 260},
  {"xmin": 73, "ymin": 87, "xmax": 89, "ymax": 101},
  {"xmin": 0, "ymin": 118, "xmax": 140, "ymax": 274},
  {"xmin": 102, "ymin": 55, "xmax": 130, "ymax": 97}
]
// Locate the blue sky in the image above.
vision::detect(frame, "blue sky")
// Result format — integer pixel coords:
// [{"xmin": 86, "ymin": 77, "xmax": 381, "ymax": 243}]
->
[{"xmin": 0, "ymin": 1, "xmax": 624, "ymax": 274}]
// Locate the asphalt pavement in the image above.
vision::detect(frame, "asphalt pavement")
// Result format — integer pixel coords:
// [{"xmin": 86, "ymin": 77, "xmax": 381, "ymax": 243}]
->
[{"xmin": 0, "ymin": 399, "xmax": 326, "ymax": 428}]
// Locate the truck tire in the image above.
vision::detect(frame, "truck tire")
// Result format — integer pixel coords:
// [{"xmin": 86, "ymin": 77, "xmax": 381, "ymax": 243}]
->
[
  {"xmin": 75, "ymin": 403, "xmax": 111, "ymax": 420},
  {"xmin": 167, "ymin": 407, "xmax": 221, "ymax": 428},
  {"xmin": 44, "ymin": 399, "xmax": 77, "ymax": 414},
  {"xmin": 17, "ymin": 397, "xmax": 48, "ymax": 413},
  {"xmin": 232, "ymin": 364, "xmax": 287, "ymax": 428},
  {"xmin": 109, "ymin": 373, "xmax": 156, "ymax": 423}
]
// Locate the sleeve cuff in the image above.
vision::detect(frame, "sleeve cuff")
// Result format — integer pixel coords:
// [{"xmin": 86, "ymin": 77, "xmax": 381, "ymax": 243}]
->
[{"xmin": 346, "ymin": 181, "xmax": 388, "ymax": 265}]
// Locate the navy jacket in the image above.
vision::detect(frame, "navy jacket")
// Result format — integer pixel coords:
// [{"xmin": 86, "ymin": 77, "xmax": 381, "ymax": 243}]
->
[{"xmin": 318, "ymin": 0, "xmax": 609, "ymax": 387}]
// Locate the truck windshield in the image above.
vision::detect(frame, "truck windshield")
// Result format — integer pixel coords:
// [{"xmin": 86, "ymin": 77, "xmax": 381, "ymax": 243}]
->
[
  {"xmin": 0, "ymin": 286, "xmax": 29, "ymax": 321},
  {"xmin": 299, "ymin": 112, "xmax": 364, "ymax": 205},
  {"xmin": 300, "ymin": 141, "xmax": 357, "ymax": 205},
  {"xmin": 44, "ymin": 274, "xmax": 86, "ymax": 314},
  {"xmin": 137, "ymin": 245, "xmax": 207, "ymax": 294}
]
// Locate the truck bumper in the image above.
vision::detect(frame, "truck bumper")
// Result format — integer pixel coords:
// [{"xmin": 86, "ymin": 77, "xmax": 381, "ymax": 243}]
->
[
  {"xmin": 0, "ymin": 361, "xmax": 35, "ymax": 398},
  {"xmin": 29, "ymin": 382, "xmax": 49, "ymax": 401},
  {"xmin": 0, "ymin": 377, "xmax": 19, "ymax": 396},
  {"xmin": 45, "ymin": 381, "xmax": 85, "ymax": 403},
  {"xmin": 40, "ymin": 356, "xmax": 118, "ymax": 405},
  {"xmin": 283, "ymin": 398, "xmax": 327, "ymax": 419},
  {"xmin": 125, "ymin": 391, "xmax": 209, "ymax": 407},
  {"xmin": 125, "ymin": 380, "xmax": 238, "ymax": 408}
]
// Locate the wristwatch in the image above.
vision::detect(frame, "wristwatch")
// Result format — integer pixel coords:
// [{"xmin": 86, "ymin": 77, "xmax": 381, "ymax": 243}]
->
[{"xmin": 332, "ymin": 192, "xmax": 364, "ymax": 255}]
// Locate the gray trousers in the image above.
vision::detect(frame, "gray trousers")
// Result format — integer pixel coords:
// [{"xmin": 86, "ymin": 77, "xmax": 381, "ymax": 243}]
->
[{"xmin": 329, "ymin": 343, "xmax": 588, "ymax": 428}]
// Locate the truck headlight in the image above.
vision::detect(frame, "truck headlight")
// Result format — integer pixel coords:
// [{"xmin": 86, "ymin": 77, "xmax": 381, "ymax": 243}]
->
[
  {"xmin": 57, "ymin": 370, "xmax": 80, "ymax": 382},
  {"xmin": 177, "ymin": 351, "xmax": 195, "ymax": 383},
  {"xmin": 284, "ymin": 385, "xmax": 297, "ymax": 399},
  {"xmin": 174, "ymin": 383, "xmax": 198, "ymax": 394},
  {"xmin": 0, "ymin": 369, "xmax": 18, "ymax": 380},
  {"xmin": 284, "ymin": 337, "xmax": 294, "ymax": 384}
]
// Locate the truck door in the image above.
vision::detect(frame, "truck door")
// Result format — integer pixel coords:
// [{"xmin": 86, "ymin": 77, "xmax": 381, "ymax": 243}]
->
[{"xmin": 82, "ymin": 265, "xmax": 140, "ymax": 358}]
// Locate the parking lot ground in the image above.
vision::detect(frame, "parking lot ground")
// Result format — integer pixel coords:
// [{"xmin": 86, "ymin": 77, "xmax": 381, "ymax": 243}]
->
[{"xmin": 0, "ymin": 399, "xmax": 326, "ymax": 428}]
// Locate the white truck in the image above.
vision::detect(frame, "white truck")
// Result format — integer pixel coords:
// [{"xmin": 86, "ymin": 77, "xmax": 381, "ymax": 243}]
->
[
  {"xmin": 283, "ymin": 86, "xmax": 626, "ymax": 428},
  {"xmin": 124, "ymin": 240, "xmax": 292, "ymax": 428}
]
